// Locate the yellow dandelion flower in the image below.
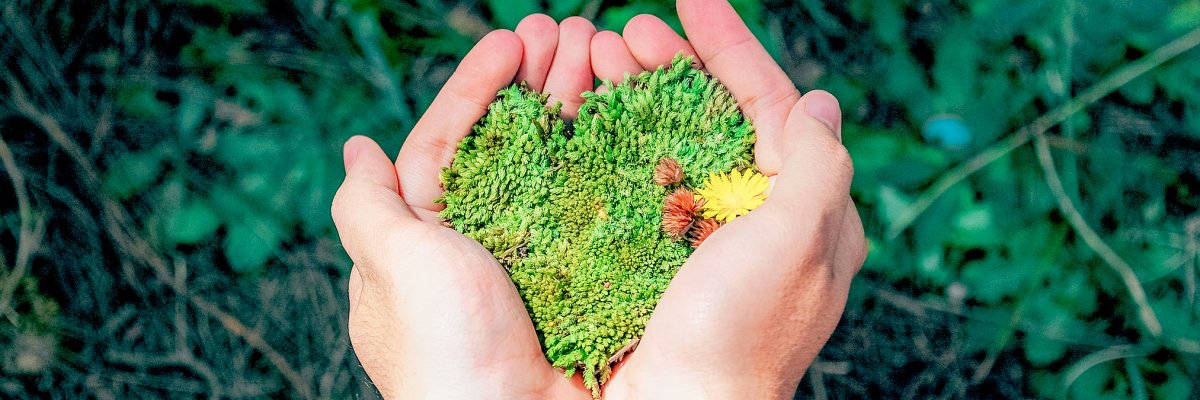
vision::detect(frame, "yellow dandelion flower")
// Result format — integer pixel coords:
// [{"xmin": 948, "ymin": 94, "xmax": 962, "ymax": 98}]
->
[{"xmin": 694, "ymin": 169, "xmax": 769, "ymax": 223}]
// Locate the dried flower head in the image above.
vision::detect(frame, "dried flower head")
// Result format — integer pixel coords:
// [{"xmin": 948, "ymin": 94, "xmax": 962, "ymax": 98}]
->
[
  {"xmin": 654, "ymin": 157, "xmax": 685, "ymax": 186},
  {"xmin": 662, "ymin": 187, "xmax": 704, "ymax": 239},
  {"xmin": 688, "ymin": 218, "xmax": 720, "ymax": 248},
  {"xmin": 695, "ymin": 169, "xmax": 769, "ymax": 223}
]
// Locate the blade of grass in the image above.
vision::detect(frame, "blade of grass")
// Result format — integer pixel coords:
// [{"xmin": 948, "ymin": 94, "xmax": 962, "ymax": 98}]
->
[
  {"xmin": 0, "ymin": 135, "xmax": 46, "ymax": 319},
  {"xmin": 1061, "ymin": 344, "xmax": 1152, "ymax": 395}
]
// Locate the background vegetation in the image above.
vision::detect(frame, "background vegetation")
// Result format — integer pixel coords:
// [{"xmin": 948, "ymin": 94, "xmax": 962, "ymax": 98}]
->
[{"xmin": 2, "ymin": 0, "xmax": 1198, "ymax": 398}]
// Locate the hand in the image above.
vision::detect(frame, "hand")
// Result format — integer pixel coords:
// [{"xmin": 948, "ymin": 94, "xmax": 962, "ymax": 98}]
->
[
  {"xmin": 599, "ymin": 1, "xmax": 867, "ymax": 398},
  {"xmin": 332, "ymin": 14, "xmax": 618, "ymax": 399}
]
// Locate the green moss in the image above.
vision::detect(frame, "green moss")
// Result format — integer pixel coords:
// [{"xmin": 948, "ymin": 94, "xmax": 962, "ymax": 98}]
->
[{"xmin": 440, "ymin": 54, "xmax": 754, "ymax": 395}]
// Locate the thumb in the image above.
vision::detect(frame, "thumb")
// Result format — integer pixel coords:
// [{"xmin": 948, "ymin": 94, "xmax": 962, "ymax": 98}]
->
[
  {"xmin": 732, "ymin": 91, "xmax": 851, "ymax": 275},
  {"xmin": 332, "ymin": 135, "xmax": 418, "ymax": 264},
  {"xmin": 761, "ymin": 89, "xmax": 851, "ymax": 222}
]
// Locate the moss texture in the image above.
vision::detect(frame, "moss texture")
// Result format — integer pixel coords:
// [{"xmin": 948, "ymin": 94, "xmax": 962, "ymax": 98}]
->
[{"xmin": 439, "ymin": 55, "xmax": 755, "ymax": 394}]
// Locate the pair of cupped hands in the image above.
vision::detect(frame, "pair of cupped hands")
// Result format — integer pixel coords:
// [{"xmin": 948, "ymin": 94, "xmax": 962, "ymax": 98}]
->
[{"xmin": 331, "ymin": 0, "xmax": 866, "ymax": 398}]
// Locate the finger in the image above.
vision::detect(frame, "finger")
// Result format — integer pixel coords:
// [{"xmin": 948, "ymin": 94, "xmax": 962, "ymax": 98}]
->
[
  {"xmin": 543, "ymin": 16, "xmax": 596, "ymax": 119},
  {"xmin": 759, "ymin": 92, "xmax": 850, "ymax": 225},
  {"xmin": 622, "ymin": 14, "xmax": 700, "ymax": 70},
  {"xmin": 678, "ymin": 0, "xmax": 799, "ymax": 173},
  {"xmin": 515, "ymin": 14, "xmax": 559, "ymax": 91},
  {"xmin": 394, "ymin": 30, "xmax": 523, "ymax": 214},
  {"xmin": 333, "ymin": 136, "xmax": 418, "ymax": 262},
  {"xmin": 802, "ymin": 90, "xmax": 842, "ymax": 140},
  {"xmin": 590, "ymin": 30, "xmax": 643, "ymax": 87}
]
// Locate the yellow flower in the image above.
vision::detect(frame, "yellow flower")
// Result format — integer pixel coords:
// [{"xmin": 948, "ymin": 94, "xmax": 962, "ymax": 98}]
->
[{"xmin": 694, "ymin": 169, "xmax": 769, "ymax": 223}]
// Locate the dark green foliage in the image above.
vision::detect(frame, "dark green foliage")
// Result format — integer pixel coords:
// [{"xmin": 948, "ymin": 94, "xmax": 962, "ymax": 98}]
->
[
  {"xmin": 441, "ymin": 56, "xmax": 754, "ymax": 392},
  {"xmin": 782, "ymin": 0, "xmax": 1200, "ymax": 398}
]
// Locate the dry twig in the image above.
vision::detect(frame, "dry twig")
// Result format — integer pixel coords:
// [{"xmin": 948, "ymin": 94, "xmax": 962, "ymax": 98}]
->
[{"xmin": 0, "ymin": 135, "xmax": 46, "ymax": 319}]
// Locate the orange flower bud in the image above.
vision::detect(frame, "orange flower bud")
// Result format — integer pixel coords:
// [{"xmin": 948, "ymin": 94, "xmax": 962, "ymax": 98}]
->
[
  {"xmin": 662, "ymin": 187, "xmax": 704, "ymax": 239},
  {"xmin": 688, "ymin": 218, "xmax": 720, "ymax": 248},
  {"xmin": 653, "ymin": 157, "xmax": 684, "ymax": 186}
]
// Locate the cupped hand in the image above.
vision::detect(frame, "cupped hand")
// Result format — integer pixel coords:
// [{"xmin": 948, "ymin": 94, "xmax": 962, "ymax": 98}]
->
[
  {"xmin": 600, "ymin": 1, "xmax": 868, "ymax": 398},
  {"xmin": 333, "ymin": 14, "xmax": 618, "ymax": 399}
]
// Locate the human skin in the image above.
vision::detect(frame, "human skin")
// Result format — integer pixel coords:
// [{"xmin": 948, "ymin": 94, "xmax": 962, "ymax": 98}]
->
[{"xmin": 329, "ymin": 0, "xmax": 866, "ymax": 399}]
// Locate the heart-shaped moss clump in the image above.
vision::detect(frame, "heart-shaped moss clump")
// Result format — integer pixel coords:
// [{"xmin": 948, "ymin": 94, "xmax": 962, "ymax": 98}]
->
[{"xmin": 440, "ymin": 55, "xmax": 756, "ymax": 395}]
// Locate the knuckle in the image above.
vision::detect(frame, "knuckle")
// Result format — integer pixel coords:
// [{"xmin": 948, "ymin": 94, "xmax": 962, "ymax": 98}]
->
[
  {"xmin": 813, "ymin": 136, "xmax": 853, "ymax": 184},
  {"xmin": 741, "ymin": 88, "xmax": 796, "ymax": 121},
  {"xmin": 828, "ymin": 143, "xmax": 854, "ymax": 180},
  {"xmin": 376, "ymin": 219, "xmax": 422, "ymax": 249},
  {"xmin": 330, "ymin": 184, "xmax": 356, "ymax": 228},
  {"xmin": 853, "ymin": 240, "xmax": 868, "ymax": 273}
]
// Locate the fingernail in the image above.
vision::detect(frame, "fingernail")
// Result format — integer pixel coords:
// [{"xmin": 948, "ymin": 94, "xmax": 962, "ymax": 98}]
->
[
  {"xmin": 803, "ymin": 90, "xmax": 842, "ymax": 138},
  {"xmin": 343, "ymin": 136, "xmax": 363, "ymax": 172}
]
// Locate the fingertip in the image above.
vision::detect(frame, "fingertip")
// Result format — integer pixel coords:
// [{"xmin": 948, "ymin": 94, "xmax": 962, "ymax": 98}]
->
[
  {"xmin": 801, "ymin": 90, "xmax": 842, "ymax": 139},
  {"xmin": 592, "ymin": 30, "xmax": 624, "ymax": 50},
  {"xmin": 343, "ymin": 135, "xmax": 399, "ymax": 193},
  {"xmin": 622, "ymin": 14, "xmax": 698, "ymax": 70},
  {"xmin": 468, "ymin": 29, "xmax": 525, "ymax": 83},
  {"xmin": 561, "ymin": 15, "xmax": 597, "ymax": 33},
  {"xmin": 757, "ymin": 95, "xmax": 842, "ymax": 176},
  {"xmin": 479, "ymin": 28, "xmax": 524, "ymax": 59},
  {"xmin": 591, "ymin": 30, "xmax": 643, "ymax": 84},
  {"xmin": 623, "ymin": 14, "xmax": 661, "ymax": 36},
  {"xmin": 515, "ymin": 13, "xmax": 557, "ymax": 36},
  {"xmin": 343, "ymin": 135, "xmax": 368, "ymax": 172},
  {"xmin": 332, "ymin": 136, "xmax": 414, "ymax": 260}
]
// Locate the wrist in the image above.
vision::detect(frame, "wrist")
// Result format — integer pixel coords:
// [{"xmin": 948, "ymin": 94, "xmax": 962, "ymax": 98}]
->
[{"xmin": 604, "ymin": 350, "xmax": 797, "ymax": 400}]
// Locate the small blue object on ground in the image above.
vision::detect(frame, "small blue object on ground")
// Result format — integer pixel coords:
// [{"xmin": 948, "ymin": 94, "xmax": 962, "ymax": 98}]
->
[{"xmin": 922, "ymin": 114, "xmax": 972, "ymax": 150}]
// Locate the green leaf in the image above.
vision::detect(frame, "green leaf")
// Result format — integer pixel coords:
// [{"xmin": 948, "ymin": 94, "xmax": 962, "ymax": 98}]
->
[
  {"xmin": 176, "ymin": 88, "xmax": 210, "ymax": 139},
  {"xmin": 117, "ymin": 84, "xmax": 170, "ymax": 119},
  {"xmin": 488, "ymin": 0, "xmax": 539, "ymax": 30},
  {"xmin": 1168, "ymin": 1, "xmax": 1200, "ymax": 30},
  {"xmin": 1120, "ymin": 74, "xmax": 1156, "ymax": 104},
  {"xmin": 877, "ymin": 185, "xmax": 914, "ymax": 230},
  {"xmin": 932, "ymin": 26, "xmax": 981, "ymax": 113},
  {"xmin": 549, "ymin": 0, "xmax": 590, "ymax": 19},
  {"xmin": 1153, "ymin": 361, "xmax": 1193, "ymax": 400},
  {"xmin": 961, "ymin": 259, "xmax": 1023, "ymax": 304},
  {"xmin": 223, "ymin": 216, "xmax": 283, "ymax": 275},
  {"xmin": 101, "ymin": 149, "xmax": 166, "ymax": 199},
  {"xmin": 916, "ymin": 248, "xmax": 949, "ymax": 284},
  {"xmin": 166, "ymin": 199, "xmax": 221, "ymax": 245},
  {"xmin": 600, "ymin": 4, "xmax": 678, "ymax": 33},
  {"xmin": 1023, "ymin": 333, "xmax": 1065, "ymax": 367},
  {"xmin": 1068, "ymin": 361, "xmax": 1121, "ymax": 399},
  {"xmin": 948, "ymin": 202, "xmax": 1002, "ymax": 247},
  {"xmin": 882, "ymin": 51, "xmax": 932, "ymax": 118},
  {"xmin": 186, "ymin": 0, "xmax": 266, "ymax": 15}
]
